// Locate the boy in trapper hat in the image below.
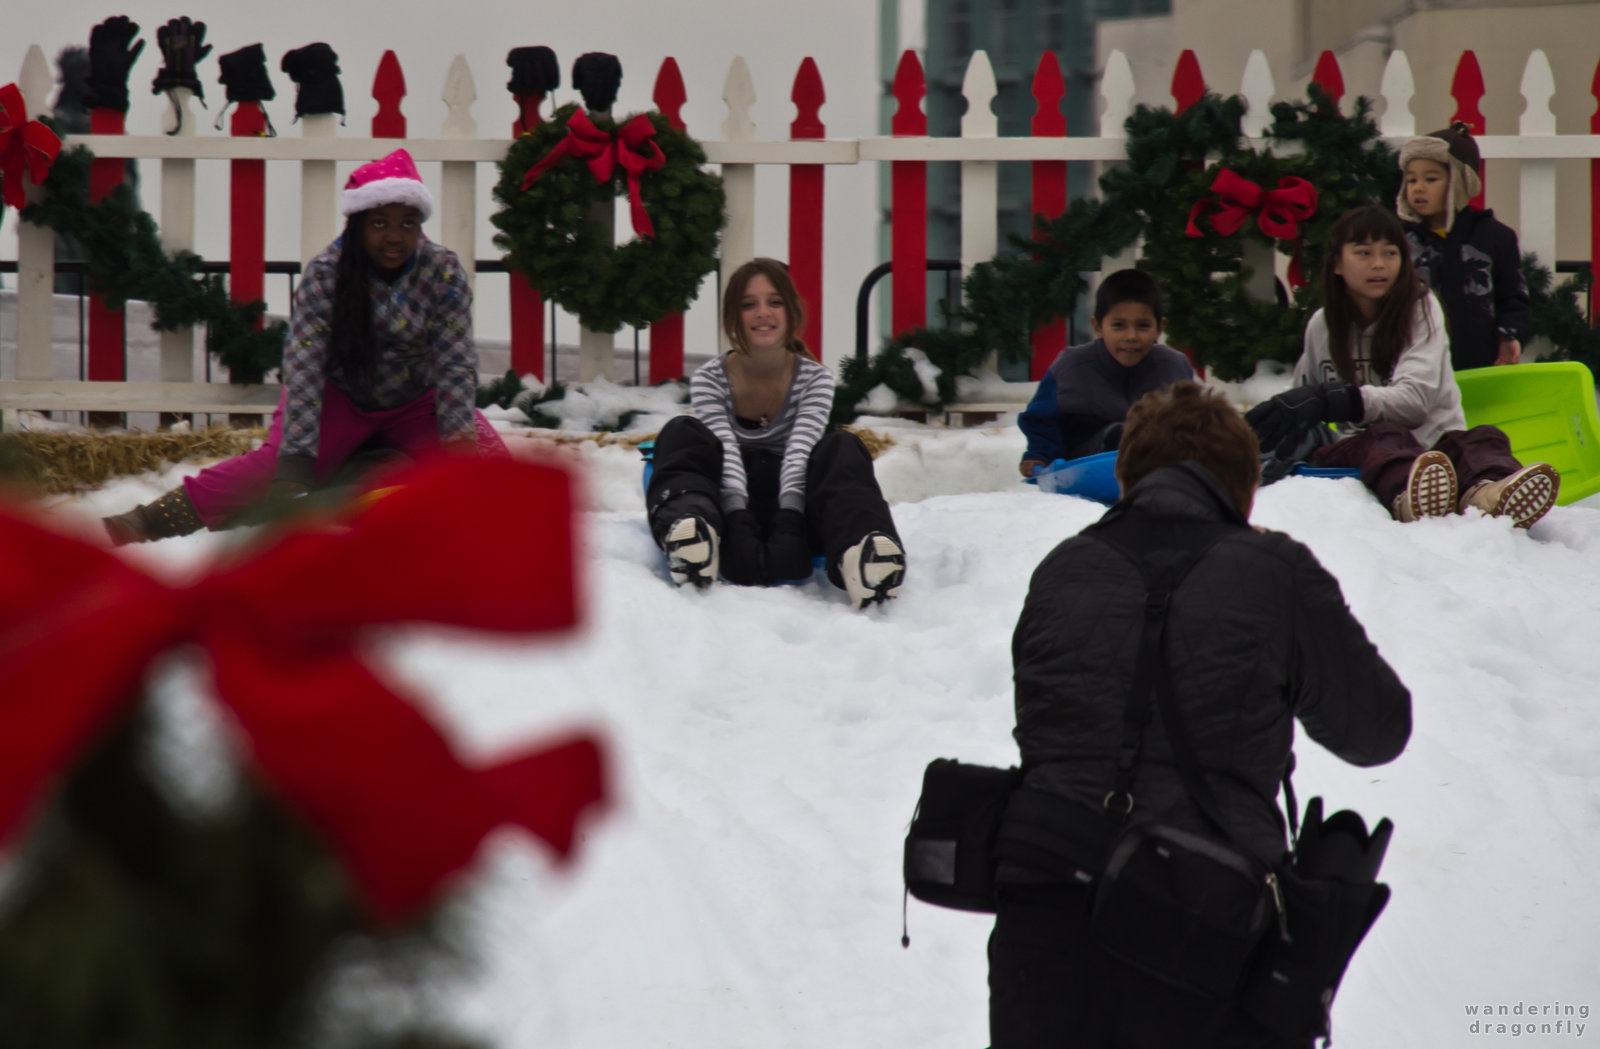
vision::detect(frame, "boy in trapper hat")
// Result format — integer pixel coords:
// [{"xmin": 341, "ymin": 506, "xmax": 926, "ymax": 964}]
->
[{"xmin": 1396, "ymin": 122, "xmax": 1531, "ymax": 371}]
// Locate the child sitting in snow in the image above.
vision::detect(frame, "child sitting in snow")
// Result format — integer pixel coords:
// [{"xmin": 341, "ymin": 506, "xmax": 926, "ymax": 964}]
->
[
  {"xmin": 1016, "ymin": 269, "xmax": 1194, "ymax": 477},
  {"xmin": 1397, "ymin": 123, "xmax": 1531, "ymax": 371},
  {"xmin": 102, "ymin": 149, "xmax": 509, "ymax": 544},
  {"xmin": 644, "ymin": 258, "xmax": 905, "ymax": 610},
  {"xmin": 1248, "ymin": 205, "xmax": 1558, "ymax": 526}
]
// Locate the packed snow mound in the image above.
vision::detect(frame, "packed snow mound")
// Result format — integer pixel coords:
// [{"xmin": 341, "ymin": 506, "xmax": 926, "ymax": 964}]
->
[{"xmin": 36, "ymin": 427, "xmax": 1600, "ymax": 1049}]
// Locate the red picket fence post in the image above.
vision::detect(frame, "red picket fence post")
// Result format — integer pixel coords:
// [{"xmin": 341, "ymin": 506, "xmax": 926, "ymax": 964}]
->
[
  {"xmin": 371, "ymin": 50, "xmax": 407, "ymax": 138},
  {"xmin": 648, "ymin": 57, "xmax": 688, "ymax": 383},
  {"xmin": 890, "ymin": 50, "xmax": 927, "ymax": 338},
  {"xmin": 789, "ymin": 57, "xmax": 826, "ymax": 361},
  {"xmin": 510, "ymin": 75, "xmax": 548, "ymax": 380},
  {"xmin": 1450, "ymin": 51, "xmax": 1487, "ymax": 209},
  {"xmin": 1029, "ymin": 52, "xmax": 1067, "ymax": 379},
  {"xmin": 1171, "ymin": 49, "xmax": 1205, "ymax": 115},
  {"xmin": 86, "ymin": 108, "xmax": 126, "ymax": 390},
  {"xmin": 1311, "ymin": 50, "xmax": 1344, "ymax": 106},
  {"xmin": 1592, "ymin": 59, "xmax": 1600, "ymax": 325},
  {"xmin": 228, "ymin": 101, "xmax": 269, "ymax": 379},
  {"xmin": 1170, "ymin": 50, "xmax": 1206, "ymax": 379}
]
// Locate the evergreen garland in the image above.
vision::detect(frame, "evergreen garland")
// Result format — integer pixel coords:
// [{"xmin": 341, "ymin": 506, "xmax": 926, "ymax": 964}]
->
[
  {"xmin": 491, "ymin": 105, "xmax": 725, "ymax": 334},
  {"xmin": 474, "ymin": 368, "xmax": 569, "ymax": 428},
  {"xmin": 0, "ymin": 706, "xmax": 481, "ymax": 1049},
  {"xmin": 1523, "ymin": 255, "xmax": 1600, "ymax": 370},
  {"xmin": 22, "ymin": 141, "xmax": 286, "ymax": 385}
]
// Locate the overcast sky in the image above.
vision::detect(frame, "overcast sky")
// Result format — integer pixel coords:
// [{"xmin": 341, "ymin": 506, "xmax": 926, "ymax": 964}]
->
[{"xmin": 5, "ymin": 0, "xmax": 927, "ymax": 368}]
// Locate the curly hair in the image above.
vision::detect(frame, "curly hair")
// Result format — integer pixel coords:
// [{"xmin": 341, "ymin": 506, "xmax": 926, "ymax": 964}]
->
[{"xmin": 1116, "ymin": 382, "xmax": 1260, "ymax": 517}]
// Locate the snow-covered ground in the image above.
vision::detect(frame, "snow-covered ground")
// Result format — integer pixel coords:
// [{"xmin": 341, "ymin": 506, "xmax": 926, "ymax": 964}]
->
[{"xmin": 31, "ymin": 412, "xmax": 1600, "ymax": 1049}]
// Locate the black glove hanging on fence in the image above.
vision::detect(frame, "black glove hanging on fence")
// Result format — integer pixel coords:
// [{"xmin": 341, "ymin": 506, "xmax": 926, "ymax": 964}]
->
[
  {"xmin": 151, "ymin": 16, "xmax": 212, "ymax": 101},
  {"xmin": 215, "ymin": 44, "xmax": 276, "ymax": 132},
  {"xmin": 571, "ymin": 52, "xmax": 621, "ymax": 112},
  {"xmin": 281, "ymin": 43, "xmax": 344, "ymax": 120},
  {"xmin": 507, "ymin": 46, "xmax": 559, "ymax": 96},
  {"xmin": 84, "ymin": 16, "xmax": 144, "ymax": 113},
  {"xmin": 1245, "ymin": 380, "xmax": 1364, "ymax": 458}
]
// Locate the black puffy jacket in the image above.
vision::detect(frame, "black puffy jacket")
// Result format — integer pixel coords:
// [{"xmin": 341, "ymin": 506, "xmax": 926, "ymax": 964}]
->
[
  {"xmin": 1008, "ymin": 463, "xmax": 1412, "ymax": 864},
  {"xmin": 1404, "ymin": 208, "xmax": 1531, "ymax": 372}
]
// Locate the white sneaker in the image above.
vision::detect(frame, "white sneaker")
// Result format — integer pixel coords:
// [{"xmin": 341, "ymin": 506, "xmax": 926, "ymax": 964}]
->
[
  {"xmin": 841, "ymin": 532, "xmax": 905, "ymax": 610},
  {"xmin": 1391, "ymin": 451, "xmax": 1457, "ymax": 522},
  {"xmin": 665, "ymin": 515, "xmax": 719, "ymax": 588}
]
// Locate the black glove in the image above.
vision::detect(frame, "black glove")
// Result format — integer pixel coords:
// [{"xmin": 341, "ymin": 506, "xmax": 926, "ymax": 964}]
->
[
  {"xmin": 85, "ymin": 16, "xmax": 144, "ymax": 113},
  {"xmin": 571, "ymin": 52, "xmax": 621, "ymax": 112},
  {"xmin": 1244, "ymin": 381, "xmax": 1363, "ymax": 456},
  {"xmin": 151, "ymin": 17, "xmax": 212, "ymax": 100},
  {"xmin": 719, "ymin": 509, "xmax": 768, "ymax": 586},
  {"xmin": 217, "ymin": 43, "xmax": 275, "ymax": 104},
  {"xmin": 765, "ymin": 509, "xmax": 813, "ymax": 582},
  {"xmin": 281, "ymin": 43, "xmax": 344, "ymax": 120},
  {"xmin": 507, "ymin": 46, "xmax": 560, "ymax": 96}
]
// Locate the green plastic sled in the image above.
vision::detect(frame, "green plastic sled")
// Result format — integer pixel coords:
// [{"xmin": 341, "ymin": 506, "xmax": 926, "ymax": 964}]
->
[{"xmin": 1455, "ymin": 361, "xmax": 1600, "ymax": 506}]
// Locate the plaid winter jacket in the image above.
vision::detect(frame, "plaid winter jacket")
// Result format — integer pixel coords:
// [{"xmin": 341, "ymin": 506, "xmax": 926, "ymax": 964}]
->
[{"xmin": 276, "ymin": 237, "xmax": 476, "ymax": 480}]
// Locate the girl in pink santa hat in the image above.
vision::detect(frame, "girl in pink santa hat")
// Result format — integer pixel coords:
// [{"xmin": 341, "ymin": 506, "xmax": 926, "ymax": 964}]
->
[{"xmin": 104, "ymin": 149, "xmax": 510, "ymax": 544}]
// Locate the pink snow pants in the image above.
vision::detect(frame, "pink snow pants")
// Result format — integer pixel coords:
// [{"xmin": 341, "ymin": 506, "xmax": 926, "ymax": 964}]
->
[{"xmin": 182, "ymin": 384, "xmax": 510, "ymax": 528}]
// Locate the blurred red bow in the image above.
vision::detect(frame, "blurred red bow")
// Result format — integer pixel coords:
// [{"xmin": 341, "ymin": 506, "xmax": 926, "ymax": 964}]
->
[
  {"xmin": 521, "ymin": 110, "xmax": 666, "ymax": 237},
  {"xmin": 0, "ymin": 457, "xmax": 607, "ymax": 922},
  {"xmin": 0, "ymin": 83, "xmax": 63, "ymax": 211}
]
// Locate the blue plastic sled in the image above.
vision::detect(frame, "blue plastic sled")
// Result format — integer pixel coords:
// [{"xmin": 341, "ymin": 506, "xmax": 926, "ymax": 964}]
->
[
  {"xmin": 1028, "ymin": 451, "xmax": 1122, "ymax": 505},
  {"xmin": 1026, "ymin": 450, "xmax": 1361, "ymax": 505}
]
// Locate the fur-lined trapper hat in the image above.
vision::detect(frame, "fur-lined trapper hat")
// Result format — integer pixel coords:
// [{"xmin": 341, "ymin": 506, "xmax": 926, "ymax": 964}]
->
[
  {"xmin": 341, "ymin": 148, "xmax": 434, "ymax": 220},
  {"xmin": 1396, "ymin": 122, "xmax": 1482, "ymax": 234}
]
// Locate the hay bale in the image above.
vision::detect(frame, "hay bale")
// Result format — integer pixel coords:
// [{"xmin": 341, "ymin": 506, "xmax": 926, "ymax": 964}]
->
[
  {"xmin": 843, "ymin": 425, "xmax": 896, "ymax": 459},
  {"xmin": 506, "ymin": 425, "xmax": 896, "ymax": 459},
  {"xmin": 0, "ymin": 427, "xmax": 267, "ymax": 496}
]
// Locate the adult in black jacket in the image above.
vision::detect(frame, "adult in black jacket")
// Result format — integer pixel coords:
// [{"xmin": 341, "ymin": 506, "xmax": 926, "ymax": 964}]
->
[{"xmin": 990, "ymin": 382, "xmax": 1412, "ymax": 1049}]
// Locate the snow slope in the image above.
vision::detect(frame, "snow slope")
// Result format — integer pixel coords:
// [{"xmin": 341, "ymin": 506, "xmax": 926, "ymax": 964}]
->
[{"xmin": 46, "ymin": 422, "xmax": 1600, "ymax": 1048}]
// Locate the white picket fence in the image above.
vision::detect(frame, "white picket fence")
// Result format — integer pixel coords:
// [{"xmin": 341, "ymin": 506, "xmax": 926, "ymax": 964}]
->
[{"xmin": 3, "ymin": 41, "xmax": 1598, "ymax": 427}]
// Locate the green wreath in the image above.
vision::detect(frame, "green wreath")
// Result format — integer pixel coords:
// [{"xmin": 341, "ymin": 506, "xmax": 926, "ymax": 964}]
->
[
  {"xmin": 491, "ymin": 104, "xmax": 725, "ymax": 334},
  {"xmin": 22, "ymin": 135, "xmax": 286, "ymax": 385}
]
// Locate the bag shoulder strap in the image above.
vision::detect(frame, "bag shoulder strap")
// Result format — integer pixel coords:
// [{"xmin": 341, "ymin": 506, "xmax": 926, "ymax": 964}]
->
[{"xmin": 1088, "ymin": 517, "xmax": 1235, "ymax": 825}]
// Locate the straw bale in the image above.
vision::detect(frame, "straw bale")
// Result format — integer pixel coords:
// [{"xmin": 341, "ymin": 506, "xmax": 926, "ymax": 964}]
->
[
  {"xmin": 0, "ymin": 427, "xmax": 267, "ymax": 496},
  {"xmin": 503, "ymin": 425, "xmax": 896, "ymax": 459}
]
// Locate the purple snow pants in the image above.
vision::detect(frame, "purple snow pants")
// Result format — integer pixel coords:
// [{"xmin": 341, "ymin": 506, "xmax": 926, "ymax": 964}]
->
[
  {"xmin": 1309, "ymin": 422, "xmax": 1521, "ymax": 508},
  {"xmin": 182, "ymin": 384, "xmax": 510, "ymax": 528}
]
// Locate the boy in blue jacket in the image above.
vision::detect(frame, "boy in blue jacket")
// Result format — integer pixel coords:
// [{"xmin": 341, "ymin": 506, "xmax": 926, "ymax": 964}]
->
[{"xmin": 1018, "ymin": 269, "xmax": 1194, "ymax": 476}]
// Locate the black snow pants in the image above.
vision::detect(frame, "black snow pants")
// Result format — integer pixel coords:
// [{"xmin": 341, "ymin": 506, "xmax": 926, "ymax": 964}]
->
[{"xmin": 644, "ymin": 415, "xmax": 898, "ymax": 589}]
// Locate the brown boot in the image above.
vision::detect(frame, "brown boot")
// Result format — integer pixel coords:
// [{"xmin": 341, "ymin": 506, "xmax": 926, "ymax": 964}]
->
[
  {"xmin": 1459, "ymin": 463, "xmax": 1560, "ymax": 528},
  {"xmin": 103, "ymin": 486, "xmax": 206, "ymax": 546}
]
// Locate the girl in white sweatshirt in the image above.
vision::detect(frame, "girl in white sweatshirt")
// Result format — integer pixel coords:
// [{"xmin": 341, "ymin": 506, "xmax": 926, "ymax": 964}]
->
[{"xmin": 1247, "ymin": 206, "xmax": 1557, "ymax": 526}]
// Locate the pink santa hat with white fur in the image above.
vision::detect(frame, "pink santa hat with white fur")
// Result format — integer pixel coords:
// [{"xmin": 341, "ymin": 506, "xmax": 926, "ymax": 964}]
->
[{"xmin": 341, "ymin": 148, "xmax": 435, "ymax": 220}]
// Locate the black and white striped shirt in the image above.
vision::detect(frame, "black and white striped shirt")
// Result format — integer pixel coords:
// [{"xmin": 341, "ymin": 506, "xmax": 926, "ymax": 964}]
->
[{"xmin": 689, "ymin": 352, "xmax": 835, "ymax": 512}]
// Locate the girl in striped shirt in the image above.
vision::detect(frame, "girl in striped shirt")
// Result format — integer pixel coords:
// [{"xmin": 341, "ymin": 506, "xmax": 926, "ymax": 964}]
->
[{"xmin": 646, "ymin": 258, "xmax": 905, "ymax": 609}]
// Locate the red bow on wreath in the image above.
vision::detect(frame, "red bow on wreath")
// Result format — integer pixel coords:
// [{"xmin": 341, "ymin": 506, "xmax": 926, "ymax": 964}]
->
[
  {"xmin": 521, "ymin": 110, "xmax": 666, "ymax": 238},
  {"xmin": 1186, "ymin": 168, "xmax": 1319, "ymax": 288},
  {"xmin": 0, "ymin": 457, "xmax": 609, "ymax": 922},
  {"xmin": 0, "ymin": 82, "xmax": 63, "ymax": 212}
]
